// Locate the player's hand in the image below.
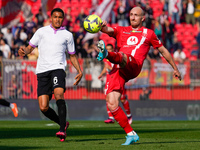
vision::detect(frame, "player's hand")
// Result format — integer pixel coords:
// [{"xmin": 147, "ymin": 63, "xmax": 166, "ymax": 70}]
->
[
  {"xmin": 18, "ymin": 47, "xmax": 26, "ymax": 56},
  {"xmin": 101, "ymin": 20, "xmax": 107, "ymax": 28},
  {"xmin": 98, "ymin": 75, "xmax": 102, "ymax": 79},
  {"xmin": 173, "ymin": 69, "xmax": 182, "ymax": 81},
  {"xmin": 73, "ymin": 72, "xmax": 83, "ymax": 85}
]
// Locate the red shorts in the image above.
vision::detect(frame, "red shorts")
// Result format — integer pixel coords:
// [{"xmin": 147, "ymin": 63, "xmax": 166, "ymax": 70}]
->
[{"xmin": 105, "ymin": 54, "xmax": 141, "ymax": 95}]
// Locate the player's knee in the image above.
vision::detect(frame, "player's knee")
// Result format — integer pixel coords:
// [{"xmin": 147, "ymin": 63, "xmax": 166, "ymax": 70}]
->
[
  {"xmin": 120, "ymin": 99, "xmax": 126, "ymax": 103},
  {"xmin": 107, "ymin": 101, "xmax": 118, "ymax": 111},
  {"xmin": 54, "ymin": 94, "xmax": 64, "ymax": 100},
  {"xmin": 40, "ymin": 106, "xmax": 49, "ymax": 112},
  {"xmin": 119, "ymin": 52, "xmax": 127, "ymax": 68}
]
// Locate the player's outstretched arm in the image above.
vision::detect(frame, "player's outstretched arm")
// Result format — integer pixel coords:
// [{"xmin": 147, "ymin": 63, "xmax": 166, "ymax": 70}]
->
[
  {"xmin": 18, "ymin": 45, "xmax": 34, "ymax": 56},
  {"xmin": 98, "ymin": 66, "xmax": 107, "ymax": 79},
  {"xmin": 100, "ymin": 20, "xmax": 114, "ymax": 36},
  {"xmin": 157, "ymin": 46, "xmax": 182, "ymax": 81},
  {"xmin": 69, "ymin": 54, "xmax": 83, "ymax": 85}
]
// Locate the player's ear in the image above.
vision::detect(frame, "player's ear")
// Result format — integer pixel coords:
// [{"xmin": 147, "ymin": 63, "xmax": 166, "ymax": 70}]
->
[
  {"xmin": 142, "ymin": 16, "xmax": 145, "ymax": 22},
  {"xmin": 50, "ymin": 15, "xmax": 53, "ymax": 22}
]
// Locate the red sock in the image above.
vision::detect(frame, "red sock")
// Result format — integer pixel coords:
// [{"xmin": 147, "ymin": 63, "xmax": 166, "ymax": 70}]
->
[
  {"xmin": 107, "ymin": 52, "xmax": 123, "ymax": 64},
  {"xmin": 106, "ymin": 103, "xmax": 113, "ymax": 118},
  {"xmin": 111, "ymin": 106, "xmax": 133, "ymax": 133},
  {"xmin": 122, "ymin": 100, "xmax": 131, "ymax": 116}
]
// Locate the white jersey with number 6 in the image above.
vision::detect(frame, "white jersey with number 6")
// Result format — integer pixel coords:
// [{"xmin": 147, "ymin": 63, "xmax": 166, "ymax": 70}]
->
[{"xmin": 29, "ymin": 24, "xmax": 76, "ymax": 74}]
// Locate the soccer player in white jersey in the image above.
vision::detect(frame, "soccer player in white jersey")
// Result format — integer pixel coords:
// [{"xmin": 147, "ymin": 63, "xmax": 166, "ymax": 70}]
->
[
  {"xmin": 96, "ymin": 6, "xmax": 182, "ymax": 145},
  {"xmin": 18, "ymin": 8, "xmax": 83, "ymax": 142}
]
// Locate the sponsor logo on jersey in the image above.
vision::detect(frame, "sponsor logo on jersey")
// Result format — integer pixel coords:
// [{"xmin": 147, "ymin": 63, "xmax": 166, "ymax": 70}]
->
[
  {"xmin": 131, "ymin": 30, "xmax": 142, "ymax": 33},
  {"xmin": 123, "ymin": 31, "xmax": 131, "ymax": 34},
  {"xmin": 127, "ymin": 36, "xmax": 138, "ymax": 45}
]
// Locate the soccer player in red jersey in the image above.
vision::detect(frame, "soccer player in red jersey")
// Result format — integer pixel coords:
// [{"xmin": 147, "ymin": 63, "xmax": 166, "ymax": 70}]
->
[
  {"xmin": 98, "ymin": 44, "xmax": 132, "ymax": 124},
  {"xmin": 97, "ymin": 6, "xmax": 182, "ymax": 145}
]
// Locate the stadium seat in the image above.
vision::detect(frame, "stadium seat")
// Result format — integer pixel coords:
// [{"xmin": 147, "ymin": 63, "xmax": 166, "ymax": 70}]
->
[
  {"xmin": 73, "ymin": 24, "xmax": 80, "ymax": 32},
  {"xmin": 175, "ymin": 24, "xmax": 183, "ymax": 30},
  {"xmin": 176, "ymin": 35, "xmax": 184, "ymax": 42},
  {"xmin": 71, "ymin": 0, "xmax": 79, "ymax": 5},
  {"xmin": 177, "ymin": 27, "xmax": 185, "ymax": 35},
  {"xmin": 189, "ymin": 54, "xmax": 198, "ymax": 61},
  {"xmin": 183, "ymin": 34, "xmax": 194, "ymax": 41},
  {"xmin": 191, "ymin": 39, "xmax": 198, "ymax": 45},
  {"xmin": 182, "ymin": 40, "xmax": 193, "ymax": 49},
  {"xmin": 54, "ymin": 2, "xmax": 63, "ymax": 8},
  {"xmin": 62, "ymin": 1, "xmax": 70, "ymax": 8},
  {"xmin": 83, "ymin": 8, "xmax": 90, "ymax": 15},
  {"xmin": 182, "ymin": 49, "xmax": 190, "ymax": 58},
  {"xmin": 71, "ymin": 11, "xmax": 79, "ymax": 18},
  {"xmin": 185, "ymin": 24, "xmax": 193, "ymax": 30}
]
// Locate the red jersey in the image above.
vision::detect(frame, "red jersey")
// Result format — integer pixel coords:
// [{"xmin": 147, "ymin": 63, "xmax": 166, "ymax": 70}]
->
[
  {"xmin": 105, "ymin": 26, "xmax": 163, "ymax": 94},
  {"xmin": 112, "ymin": 26, "xmax": 163, "ymax": 67}
]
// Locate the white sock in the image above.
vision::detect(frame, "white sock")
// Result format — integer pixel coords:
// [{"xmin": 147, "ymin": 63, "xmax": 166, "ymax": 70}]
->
[
  {"xmin": 127, "ymin": 131, "xmax": 137, "ymax": 136},
  {"xmin": 109, "ymin": 117, "xmax": 114, "ymax": 120},
  {"xmin": 10, "ymin": 103, "xmax": 14, "ymax": 109},
  {"xmin": 127, "ymin": 114, "xmax": 132, "ymax": 117}
]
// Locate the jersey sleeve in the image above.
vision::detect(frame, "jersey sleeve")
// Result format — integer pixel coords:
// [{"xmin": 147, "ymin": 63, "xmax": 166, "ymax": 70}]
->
[
  {"xmin": 150, "ymin": 31, "xmax": 163, "ymax": 49},
  {"xmin": 66, "ymin": 33, "xmax": 76, "ymax": 54},
  {"xmin": 29, "ymin": 29, "xmax": 41, "ymax": 48},
  {"xmin": 112, "ymin": 26, "xmax": 121, "ymax": 38}
]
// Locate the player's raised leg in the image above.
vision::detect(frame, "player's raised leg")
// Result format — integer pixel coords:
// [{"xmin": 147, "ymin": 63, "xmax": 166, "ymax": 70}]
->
[
  {"xmin": 97, "ymin": 40, "xmax": 108, "ymax": 61},
  {"xmin": 97, "ymin": 40, "xmax": 124, "ymax": 65}
]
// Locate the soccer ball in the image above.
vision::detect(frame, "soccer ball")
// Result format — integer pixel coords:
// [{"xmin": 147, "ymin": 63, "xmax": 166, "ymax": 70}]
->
[{"xmin": 83, "ymin": 15, "xmax": 102, "ymax": 33}]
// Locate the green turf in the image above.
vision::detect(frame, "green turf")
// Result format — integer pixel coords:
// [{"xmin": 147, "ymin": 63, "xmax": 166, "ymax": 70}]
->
[{"xmin": 0, "ymin": 120, "xmax": 200, "ymax": 150}]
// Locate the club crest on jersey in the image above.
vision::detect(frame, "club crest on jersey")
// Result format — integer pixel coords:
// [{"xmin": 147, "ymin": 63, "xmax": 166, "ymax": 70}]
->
[
  {"xmin": 142, "ymin": 32, "xmax": 147, "ymax": 37},
  {"xmin": 127, "ymin": 36, "xmax": 138, "ymax": 45}
]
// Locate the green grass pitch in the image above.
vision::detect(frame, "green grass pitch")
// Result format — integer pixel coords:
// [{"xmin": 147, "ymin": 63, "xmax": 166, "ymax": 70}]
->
[{"xmin": 0, "ymin": 120, "xmax": 200, "ymax": 150}]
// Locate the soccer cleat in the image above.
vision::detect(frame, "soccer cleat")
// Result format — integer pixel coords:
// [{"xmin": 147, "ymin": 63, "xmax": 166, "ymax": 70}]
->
[
  {"xmin": 65, "ymin": 121, "xmax": 70, "ymax": 131},
  {"xmin": 104, "ymin": 118, "xmax": 115, "ymax": 124},
  {"xmin": 128, "ymin": 116, "xmax": 132, "ymax": 125},
  {"xmin": 97, "ymin": 40, "xmax": 108, "ymax": 61},
  {"xmin": 56, "ymin": 131, "xmax": 66, "ymax": 142},
  {"xmin": 11, "ymin": 103, "xmax": 18, "ymax": 117},
  {"xmin": 56, "ymin": 121, "xmax": 69, "ymax": 142},
  {"xmin": 121, "ymin": 134, "xmax": 139, "ymax": 145}
]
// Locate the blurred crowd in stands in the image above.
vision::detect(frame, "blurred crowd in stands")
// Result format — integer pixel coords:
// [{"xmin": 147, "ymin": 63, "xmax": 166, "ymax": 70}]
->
[{"xmin": 0, "ymin": 0, "xmax": 200, "ymax": 63}]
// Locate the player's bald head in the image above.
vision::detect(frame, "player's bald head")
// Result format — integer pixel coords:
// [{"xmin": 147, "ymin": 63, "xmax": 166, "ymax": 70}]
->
[{"xmin": 130, "ymin": 7, "xmax": 145, "ymax": 16}]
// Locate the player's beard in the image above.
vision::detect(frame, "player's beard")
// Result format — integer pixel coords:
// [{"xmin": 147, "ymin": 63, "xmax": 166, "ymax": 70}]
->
[{"xmin": 130, "ymin": 20, "xmax": 142, "ymax": 29}]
